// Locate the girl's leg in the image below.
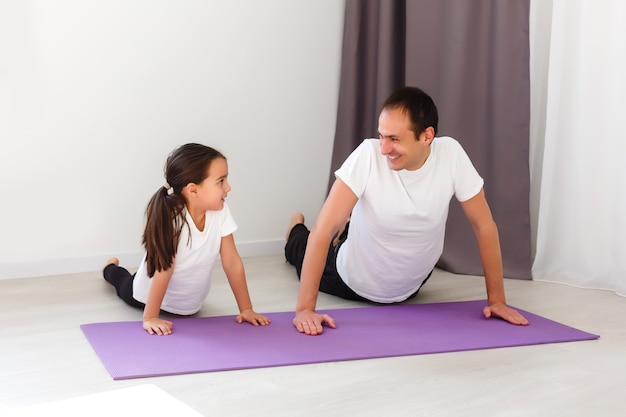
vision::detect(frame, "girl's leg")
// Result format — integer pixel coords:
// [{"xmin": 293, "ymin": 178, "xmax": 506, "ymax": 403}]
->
[{"xmin": 103, "ymin": 258, "xmax": 145, "ymax": 309}]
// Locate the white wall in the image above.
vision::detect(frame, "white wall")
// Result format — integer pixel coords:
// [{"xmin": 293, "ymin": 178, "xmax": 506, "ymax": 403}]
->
[{"xmin": 0, "ymin": 0, "xmax": 345, "ymax": 279}]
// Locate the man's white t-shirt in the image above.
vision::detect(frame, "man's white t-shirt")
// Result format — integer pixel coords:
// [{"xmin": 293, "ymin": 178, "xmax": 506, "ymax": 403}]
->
[
  {"xmin": 133, "ymin": 203, "xmax": 237, "ymax": 315},
  {"xmin": 334, "ymin": 137, "xmax": 484, "ymax": 303}
]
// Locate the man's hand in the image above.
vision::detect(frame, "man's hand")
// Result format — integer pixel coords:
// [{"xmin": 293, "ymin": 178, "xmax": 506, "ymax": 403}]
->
[
  {"xmin": 483, "ymin": 302, "xmax": 529, "ymax": 325},
  {"xmin": 293, "ymin": 309, "xmax": 336, "ymax": 335}
]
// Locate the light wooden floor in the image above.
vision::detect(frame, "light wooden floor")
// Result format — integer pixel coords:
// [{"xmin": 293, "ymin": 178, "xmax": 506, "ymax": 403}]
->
[{"xmin": 1, "ymin": 254, "xmax": 625, "ymax": 416}]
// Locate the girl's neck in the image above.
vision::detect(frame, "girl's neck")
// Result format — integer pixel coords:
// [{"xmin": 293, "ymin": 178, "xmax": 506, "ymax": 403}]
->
[{"xmin": 186, "ymin": 206, "xmax": 206, "ymax": 232}]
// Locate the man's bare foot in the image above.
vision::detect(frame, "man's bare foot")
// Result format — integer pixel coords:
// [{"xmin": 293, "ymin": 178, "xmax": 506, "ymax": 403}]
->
[
  {"xmin": 104, "ymin": 257, "xmax": 119, "ymax": 272},
  {"xmin": 286, "ymin": 213, "xmax": 305, "ymax": 241}
]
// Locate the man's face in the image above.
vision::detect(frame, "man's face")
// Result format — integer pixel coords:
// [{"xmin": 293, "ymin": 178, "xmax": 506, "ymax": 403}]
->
[{"xmin": 378, "ymin": 108, "xmax": 431, "ymax": 171}]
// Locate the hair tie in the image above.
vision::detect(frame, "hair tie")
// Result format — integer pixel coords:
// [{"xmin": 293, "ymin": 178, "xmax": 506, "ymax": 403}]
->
[{"xmin": 164, "ymin": 182, "xmax": 171, "ymax": 190}]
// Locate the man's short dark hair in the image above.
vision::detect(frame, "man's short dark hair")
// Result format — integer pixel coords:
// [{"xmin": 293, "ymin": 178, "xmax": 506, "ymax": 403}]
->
[{"xmin": 381, "ymin": 86, "xmax": 439, "ymax": 136}]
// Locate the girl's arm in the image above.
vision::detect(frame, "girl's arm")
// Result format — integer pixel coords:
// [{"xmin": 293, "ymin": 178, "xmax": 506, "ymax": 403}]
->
[
  {"xmin": 143, "ymin": 266, "xmax": 175, "ymax": 335},
  {"xmin": 220, "ymin": 234, "xmax": 270, "ymax": 326}
]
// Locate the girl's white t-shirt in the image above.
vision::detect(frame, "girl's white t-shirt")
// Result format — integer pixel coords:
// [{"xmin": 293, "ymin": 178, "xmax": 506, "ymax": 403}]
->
[
  {"xmin": 133, "ymin": 203, "xmax": 237, "ymax": 315},
  {"xmin": 334, "ymin": 137, "xmax": 484, "ymax": 303}
]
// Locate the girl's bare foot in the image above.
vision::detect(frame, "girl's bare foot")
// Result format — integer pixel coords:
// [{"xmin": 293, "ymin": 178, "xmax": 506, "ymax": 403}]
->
[
  {"xmin": 286, "ymin": 213, "xmax": 305, "ymax": 241},
  {"xmin": 104, "ymin": 257, "xmax": 119, "ymax": 272}
]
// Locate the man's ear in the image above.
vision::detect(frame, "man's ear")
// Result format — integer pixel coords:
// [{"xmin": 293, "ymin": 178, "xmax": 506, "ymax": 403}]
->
[{"xmin": 423, "ymin": 126, "xmax": 435, "ymax": 144}]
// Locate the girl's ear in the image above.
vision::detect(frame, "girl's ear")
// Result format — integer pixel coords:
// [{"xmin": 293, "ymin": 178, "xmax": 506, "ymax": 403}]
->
[{"xmin": 183, "ymin": 183, "xmax": 198, "ymax": 198}]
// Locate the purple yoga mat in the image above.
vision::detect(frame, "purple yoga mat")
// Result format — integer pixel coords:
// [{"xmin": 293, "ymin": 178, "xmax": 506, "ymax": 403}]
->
[{"xmin": 80, "ymin": 300, "xmax": 598, "ymax": 380}]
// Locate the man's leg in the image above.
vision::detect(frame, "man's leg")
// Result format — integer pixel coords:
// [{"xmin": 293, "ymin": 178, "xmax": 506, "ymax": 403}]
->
[
  {"xmin": 284, "ymin": 213, "xmax": 308, "ymax": 277},
  {"xmin": 284, "ymin": 214, "xmax": 369, "ymax": 302}
]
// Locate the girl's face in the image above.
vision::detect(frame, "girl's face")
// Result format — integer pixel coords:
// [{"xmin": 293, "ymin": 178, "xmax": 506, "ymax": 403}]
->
[{"xmin": 194, "ymin": 157, "xmax": 231, "ymax": 211}]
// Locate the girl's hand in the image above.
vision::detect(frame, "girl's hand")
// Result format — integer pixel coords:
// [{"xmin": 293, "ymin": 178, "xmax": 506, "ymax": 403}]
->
[
  {"xmin": 236, "ymin": 309, "xmax": 271, "ymax": 326},
  {"xmin": 143, "ymin": 317, "xmax": 174, "ymax": 335},
  {"xmin": 483, "ymin": 302, "xmax": 529, "ymax": 326}
]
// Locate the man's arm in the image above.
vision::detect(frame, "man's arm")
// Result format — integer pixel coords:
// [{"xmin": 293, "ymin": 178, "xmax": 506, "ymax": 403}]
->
[
  {"xmin": 460, "ymin": 188, "xmax": 529, "ymax": 325},
  {"xmin": 294, "ymin": 178, "xmax": 358, "ymax": 335}
]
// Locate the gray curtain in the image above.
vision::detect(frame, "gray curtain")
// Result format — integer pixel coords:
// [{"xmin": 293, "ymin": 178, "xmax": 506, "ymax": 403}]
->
[{"xmin": 329, "ymin": 0, "xmax": 532, "ymax": 279}]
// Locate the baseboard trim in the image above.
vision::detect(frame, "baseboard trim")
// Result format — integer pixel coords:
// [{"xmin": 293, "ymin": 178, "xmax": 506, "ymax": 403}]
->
[{"xmin": 0, "ymin": 239, "xmax": 285, "ymax": 280}]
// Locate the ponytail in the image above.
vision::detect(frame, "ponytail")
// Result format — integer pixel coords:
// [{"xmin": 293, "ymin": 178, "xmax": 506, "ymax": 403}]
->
[
  {"xmin": 142, "ymin": 185, "xmax": 186, "ymax": 277},
  {"xmin": 141, "ymin": 143, "xmax": 225, "ymax": 277}
]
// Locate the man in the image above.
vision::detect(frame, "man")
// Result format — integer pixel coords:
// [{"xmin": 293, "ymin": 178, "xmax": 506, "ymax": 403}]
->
[{"xmin": 285, "ymin": 86, "xmax": 529, "ymax": 336}]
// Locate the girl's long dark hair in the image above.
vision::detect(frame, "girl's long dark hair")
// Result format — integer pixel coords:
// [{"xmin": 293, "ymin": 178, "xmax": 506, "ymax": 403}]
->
[{"xmin": 142, "ymin": 143, "xmax": 225, "ymax": 277}]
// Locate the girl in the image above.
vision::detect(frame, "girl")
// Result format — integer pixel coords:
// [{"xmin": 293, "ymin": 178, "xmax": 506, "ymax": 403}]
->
[{"xmin": 103, "ymin": 143, "xmax": 270, "ymax": 335}]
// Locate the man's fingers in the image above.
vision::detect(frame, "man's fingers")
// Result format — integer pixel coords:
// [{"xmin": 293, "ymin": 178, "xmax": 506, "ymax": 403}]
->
[{"xmin": 321, "ymin": 314, "xmax": 337, "ymax": 329}]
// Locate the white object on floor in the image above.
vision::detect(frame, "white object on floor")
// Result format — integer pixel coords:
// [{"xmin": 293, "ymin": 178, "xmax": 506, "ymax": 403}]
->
[{"xmin": 4, "ymin": 384, "xmax": 202, "ymax": 417}]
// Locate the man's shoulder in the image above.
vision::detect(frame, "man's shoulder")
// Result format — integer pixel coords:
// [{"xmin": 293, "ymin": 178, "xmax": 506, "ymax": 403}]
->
[
  {"xmin": 347, "ymin": 138, "xmax": 380, "ymax": 160},
  {"xmin": 433, "ymin": 136, "xmax": 459, "ymax": 146},
  {"xmin": 360, "ymin": 138, "xmax": 380, "ymax": 149},
  {"xmin": 432, "ymin": 136, "xmax": 464, "ymax": 155}
]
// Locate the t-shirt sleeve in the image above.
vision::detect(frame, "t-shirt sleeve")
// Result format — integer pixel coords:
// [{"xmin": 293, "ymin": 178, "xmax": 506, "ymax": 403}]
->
[
  {"xmin": 453, "ymin": 141, "xmax": 484, "ymax": 202},
  {"xmin": 219, "ymin": 203, "xmax": 238, "ymax": 237},
  {"xmin": 334, "ymin": 140, "xmax": 374, "ymax": 198}
]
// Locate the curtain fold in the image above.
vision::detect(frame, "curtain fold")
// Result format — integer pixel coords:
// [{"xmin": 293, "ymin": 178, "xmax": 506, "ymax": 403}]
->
[
  {"xmin": 331, "ymin": 0, "xmax": 532, "ymax": 279},
  {"xmin": 530, "ymin": 0, "xmax": 626, "ymax": 296},
  {"xmin": 327, "ymin": 0, "xmax": 406, "ymax": 189}
]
